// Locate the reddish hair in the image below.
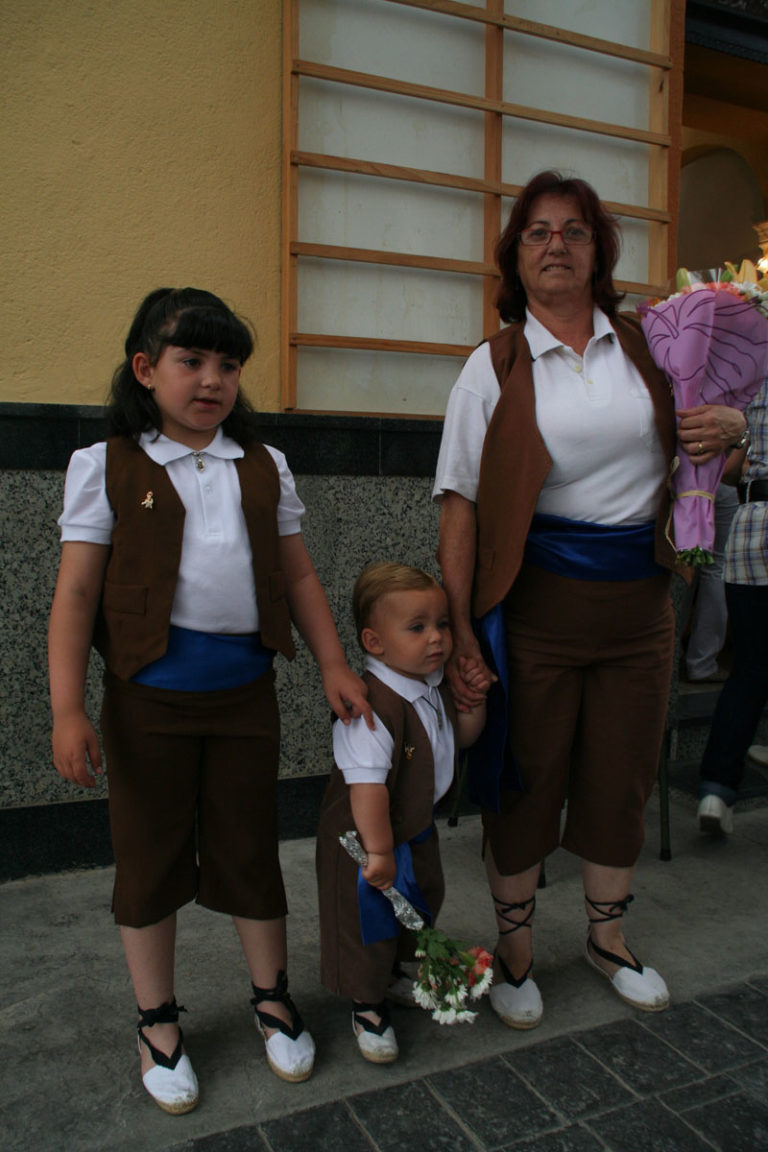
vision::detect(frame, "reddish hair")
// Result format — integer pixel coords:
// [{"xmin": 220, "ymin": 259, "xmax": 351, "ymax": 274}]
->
[{"xmin": 494, "ymin": 171, "xmax": 624, "ymax": 322}]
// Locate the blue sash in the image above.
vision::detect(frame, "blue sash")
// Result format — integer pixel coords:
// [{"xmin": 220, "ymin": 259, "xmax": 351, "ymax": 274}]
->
[
  {"xmin": 465, "ymin": 605, "xmax": 523, "ymax": 813},
  {"xmin": 357, "ymin": 828, "xmax": 433, "ymax": 946},
  {"xmin": 131, "ymin": 626, "xmax": 275, "ymax": 691},
  {"xmin": 524, "ymin": 514, "xmax": 659, "ymax": 581}
]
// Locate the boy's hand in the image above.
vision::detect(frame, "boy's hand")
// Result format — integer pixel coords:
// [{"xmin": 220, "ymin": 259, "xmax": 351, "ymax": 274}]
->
[
  {"xmin": 52, "ymin": 713, "xmax": 103, "ymax": 788},
  {"xmin": 362, "ymin": 850, "xmax": 397, "ymax": 890}
]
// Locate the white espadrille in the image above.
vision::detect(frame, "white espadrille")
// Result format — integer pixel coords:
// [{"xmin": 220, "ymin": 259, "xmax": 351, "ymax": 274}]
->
[
  {"xmin": 488, "ymin": 954, "xmax": 543, "ymax": 1030},
  {"xmin": 137, "ymin": 999, "xmax": 198, "ymax": 1115},
  {"xmin": 251, "ymin": 972, "xmax": 315, "ymax": 1083},
  {"xmin": 585, "ymin": 934, "xmax": 669, "ymax": 1012},
  {"xmin": 352, "ymin": 1003, "xmax": 399, "ymax": 1063}
]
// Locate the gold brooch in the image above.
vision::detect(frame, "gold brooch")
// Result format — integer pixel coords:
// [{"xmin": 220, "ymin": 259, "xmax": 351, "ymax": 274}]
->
[
  {"xmin": 141, "ymin": 491, "xmax": 154, "ymax": 510},
  {"xmin": 405, "ymin": 744, "xmax": 415, "ymax": 760}
]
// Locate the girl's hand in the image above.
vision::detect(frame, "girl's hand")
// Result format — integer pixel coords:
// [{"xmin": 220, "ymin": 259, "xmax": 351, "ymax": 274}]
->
[
  {"xmin": 677, "ymin": 404, "xmax": 747, "ymax": 465},
  {"xmin": 362, "ymin": 850, "xmax": 397, "ymax": 890},
  {"xmin": 323, "ymin": 664, "xmax": 375, "ymax": 730},
  {"xmin": 52, "ymin": 712, "xmax": 103, "ymax": 788}
]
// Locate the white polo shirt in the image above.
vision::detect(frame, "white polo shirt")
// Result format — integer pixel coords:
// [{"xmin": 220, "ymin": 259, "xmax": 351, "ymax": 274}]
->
[
  {"xmin": 58, "ymin": 428, "xmax": 305, "ymax": 634},
  {"xmin": 333, "ymin": 656, "xmax": 454, "ymax": 804},
  {"xmin": 434, "ymin": 308, "xmax": 666, "ymax": 525}
]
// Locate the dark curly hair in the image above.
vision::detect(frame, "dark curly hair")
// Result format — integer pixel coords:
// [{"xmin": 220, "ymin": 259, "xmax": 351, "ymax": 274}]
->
[
  {"xmin": 494, "ymin": 171, "xmax": 624, "ymax": 323},
  {"xmin": 106, "ymin": 287, "xmax": 258, "ymax": 445}
]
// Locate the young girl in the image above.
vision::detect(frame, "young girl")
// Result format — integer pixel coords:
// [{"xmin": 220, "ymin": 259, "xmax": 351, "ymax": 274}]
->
[
  {"xmin": 48, "ymin": 287, "xmax": 372, "ymax": 1114},
  {"xmin": 315, "ymin": 562, "xmax": 487, "ymax": 1063}
]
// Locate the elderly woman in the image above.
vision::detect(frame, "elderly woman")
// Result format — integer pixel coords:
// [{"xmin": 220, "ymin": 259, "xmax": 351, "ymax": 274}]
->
[{"xmin": 433, "ymin": 170, "xmax": 746, "ymax": 1028}]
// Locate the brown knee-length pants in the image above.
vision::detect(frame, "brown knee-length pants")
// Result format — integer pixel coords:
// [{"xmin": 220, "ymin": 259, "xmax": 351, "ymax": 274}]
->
[
  {"xmin": 482, "ymin": 565, "xmax": 674, "ymax": 873},
  {"xmin": 101, "ymin": 670, "xmax": 286, "ymax": 927}
]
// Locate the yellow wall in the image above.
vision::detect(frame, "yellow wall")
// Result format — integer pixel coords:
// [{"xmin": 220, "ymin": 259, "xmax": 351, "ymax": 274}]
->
[{"xmin": 1, "ymin": 0, "xmax": 282, "ymax": 409}]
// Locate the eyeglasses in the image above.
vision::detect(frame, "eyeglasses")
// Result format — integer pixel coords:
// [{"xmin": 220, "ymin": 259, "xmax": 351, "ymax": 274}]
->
[{"xmin": 518, "ymin": 225, "xmax": 594, "ymax": 247}]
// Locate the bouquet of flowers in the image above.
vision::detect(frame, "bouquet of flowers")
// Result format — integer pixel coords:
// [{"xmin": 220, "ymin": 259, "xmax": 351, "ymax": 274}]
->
[
  {"xmin": 413, "ymin": 929, "xmax": 493, "ymax": 1025},
  {"xmin": 340, "ymin": 831, "xmax": 493, "ymax": 1025},
  {"xmin": 638, "ymin": 261, "xmax": 768, "ymax": 564}
]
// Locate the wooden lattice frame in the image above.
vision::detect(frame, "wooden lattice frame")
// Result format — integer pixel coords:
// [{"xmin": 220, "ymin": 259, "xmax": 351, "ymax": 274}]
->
[{"xmin": 281, "ymin": 0, "xmax": 685, "ymax": 412}]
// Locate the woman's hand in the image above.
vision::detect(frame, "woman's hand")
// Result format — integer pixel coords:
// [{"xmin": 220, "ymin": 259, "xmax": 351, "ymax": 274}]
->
[
  {"xmin": 677, "ymin": 404, "xmax": 747, "ymax": 465},
  {"xmin": 446, "ymin": 630, "xmax": 494, "ymax": 712},
  {"xmin": 459, "ymin": 654, "xmax": 495, "ymax": 695}
]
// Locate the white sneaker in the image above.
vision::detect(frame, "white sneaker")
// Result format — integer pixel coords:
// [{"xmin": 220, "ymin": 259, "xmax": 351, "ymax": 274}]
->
[
  {"xmin": 698, "ymin": 793, "xmax": 734, "ymax": 835},
  {"xmin": 748, "ymin": 745, "xmax": 768, "ymax": 769},
  {"xmin": 488, "ymin": 955, "xmax": 543, "ymax": 1030},
  {"xmin": 352, "ymin": 1005, "xmax": 399, "ymax": 1063}
]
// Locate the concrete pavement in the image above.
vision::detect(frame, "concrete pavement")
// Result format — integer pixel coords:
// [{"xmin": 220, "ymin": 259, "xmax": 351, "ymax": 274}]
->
[{"xmin": 2, "ymin": 786, "xmax": 768, "ymax": 1151}]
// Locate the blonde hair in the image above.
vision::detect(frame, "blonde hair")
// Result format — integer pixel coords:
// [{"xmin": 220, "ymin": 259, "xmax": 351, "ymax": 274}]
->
[{"xmin": 352, "ymin": 562, "xmax": 441, "ymax": 648}]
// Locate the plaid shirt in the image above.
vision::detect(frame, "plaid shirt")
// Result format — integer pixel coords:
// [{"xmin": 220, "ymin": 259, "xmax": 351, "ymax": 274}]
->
[{"xmin": 724, "ymin": 374, "xmax": 768, "ymax": 586}]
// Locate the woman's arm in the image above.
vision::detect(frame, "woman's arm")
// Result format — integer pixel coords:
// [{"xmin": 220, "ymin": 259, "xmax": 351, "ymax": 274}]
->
[
  {"xmin": 279, "ymin": 532, "xmax": 374, "ymax": 728},
  {"xmin": 437, "ymin": 491, "xmax": 492, "ymax": 710},
  {"xmin": 48, "ymin": 541, "xmax": 110, "ymax": 787}
]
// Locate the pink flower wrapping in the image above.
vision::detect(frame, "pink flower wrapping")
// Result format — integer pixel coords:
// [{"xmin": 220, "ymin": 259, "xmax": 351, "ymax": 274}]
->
[{"xmin": 639, "ymin": 271, "xmax": 768, "ymax": 564}]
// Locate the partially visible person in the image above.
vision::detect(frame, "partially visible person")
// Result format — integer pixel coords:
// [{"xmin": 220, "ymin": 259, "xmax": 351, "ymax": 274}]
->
[
  {"xmin": 316, "ymin": 562, "xmax": 487, "ymax": 1063},
  {"xmin": 698, "ymin": 376, "xmax": 768, "ymax": 834},
  {"xmin": 683, "ymin": 483, "xmax": 739, "ymax": 683},
  {"xmin": 433, "ymin": 170, "xmax": 747, "ymax": 1028}
]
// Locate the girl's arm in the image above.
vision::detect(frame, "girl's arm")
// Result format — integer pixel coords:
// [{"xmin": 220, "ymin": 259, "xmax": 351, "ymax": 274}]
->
[
  {"xmin": 278, "ymin": 532, "xmax": 374, "ymax": 729},
  {"xmin": 48, "ymin": 541, "xmax": 109, "ymax": 788},
  {"xmin": 349, "ymin": 782, "xmax": 396, "ymax": 889}
]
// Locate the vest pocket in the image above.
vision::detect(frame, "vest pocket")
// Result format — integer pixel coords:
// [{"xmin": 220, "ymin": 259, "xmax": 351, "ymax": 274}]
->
[{"xmin": 102, "ymin": 581, "xmax": 148, "ymax": 615}]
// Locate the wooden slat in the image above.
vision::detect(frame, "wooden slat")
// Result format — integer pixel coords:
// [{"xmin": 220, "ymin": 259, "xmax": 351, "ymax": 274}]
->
[
  {"xmin": 292, "ymin": 333, "xmax": 473, "ymax": 357},
  {"xmin": 483, "ymin": 0, "xmax": 504, "ymax": 336},
  {"xmin": 385, "ymin": 0, "xmax": 672, "ymax": 69},
  {"xmin": 647, "ymin": 0, "xmax": 670, "ymax": 288},
  {"xmin": 292, "ymin": 240, "xmax": 495, "ymax": 277},
  {"xmin": 292, "ymin": 151, "xmax": 673, "ymax": 225},
  {"xmin": 296, "ymin": 60, "xmax": 671, "ymax": 147},
  {"xmin": 281, "ymin": 0, "xmax": 299, "ymax": 409}
]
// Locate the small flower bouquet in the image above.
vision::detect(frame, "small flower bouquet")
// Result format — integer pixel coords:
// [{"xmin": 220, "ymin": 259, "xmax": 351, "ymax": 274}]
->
[
  {"xmin": 638, "ymin": 262, "xmax": 768, "ymax": 564},
  {"xmin": 413, "ymin": 930, "xmax": 493, "ymax": 1024},
  {"xmin": 339, "ymin": 831, "xmax": 493, "ymax": 1025}
]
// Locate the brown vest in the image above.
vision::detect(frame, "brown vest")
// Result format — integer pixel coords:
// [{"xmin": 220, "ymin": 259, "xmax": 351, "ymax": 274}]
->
[
  {"xmin": 318, "ymin": 672, "xmax": 458, "ymax": 848},
  {"xmin": 472, "ymin": 313, "xmax": 679, "ymax": 617},
  {"xmin": 93, "ymin": 436, "xmax": 295, "ymax": 680}
]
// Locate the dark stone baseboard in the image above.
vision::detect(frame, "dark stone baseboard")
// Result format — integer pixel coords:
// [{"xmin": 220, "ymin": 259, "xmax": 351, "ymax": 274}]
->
[{"xmin": 0, "ymin": 775, "xmax": 330, "ymax": 883}]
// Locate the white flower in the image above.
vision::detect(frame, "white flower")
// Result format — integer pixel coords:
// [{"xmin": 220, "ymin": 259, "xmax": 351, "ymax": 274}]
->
[
  {"xmin": 470, "ymin": 969, "xmax": 493, "ymax": 999},
  {"xmin": 433, "ymin": 1006, "xmax": 476, "ymax": 1025}
]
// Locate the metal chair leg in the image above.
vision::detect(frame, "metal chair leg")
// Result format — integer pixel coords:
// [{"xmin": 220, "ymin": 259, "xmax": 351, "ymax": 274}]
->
[{"xmin": 658, "ymin": 728, "xmax": 673, "ymax": 861}]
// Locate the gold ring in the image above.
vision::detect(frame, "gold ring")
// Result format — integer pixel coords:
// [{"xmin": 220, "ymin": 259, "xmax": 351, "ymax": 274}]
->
[{"xmin": 697, "ymin": 441, "xmax": 704, "ymax": 454}]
